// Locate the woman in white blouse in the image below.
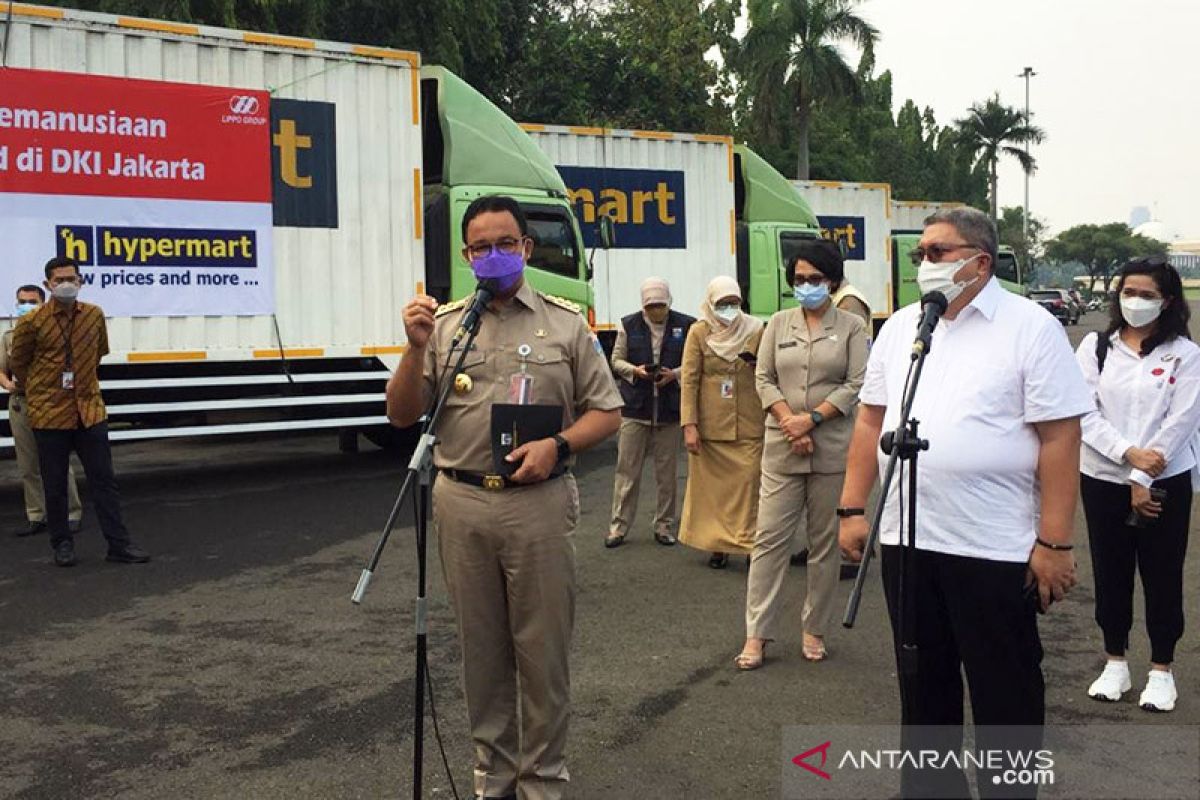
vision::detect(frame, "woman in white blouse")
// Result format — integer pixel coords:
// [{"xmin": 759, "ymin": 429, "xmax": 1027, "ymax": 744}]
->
[{"xmin": 1075, "ymin": 257, "xmax": 1200, "ymax": 713}]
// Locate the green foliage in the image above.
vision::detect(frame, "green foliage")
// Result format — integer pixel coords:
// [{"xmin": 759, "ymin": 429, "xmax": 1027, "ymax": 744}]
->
[
  {"xmin": 734, "ymin": 0, "xmax": 878, "ymax": 179},
  {"xmin": 997, "ymin": 205, "xmax": 1047, "ymax": 276},
  {"xmin": 954, "ymin": 94, "xmax": 1044, "ymax": 219},
  {"xmin": 1044, "ymin": 223, "xmax": 1169, "ymax": 291}
]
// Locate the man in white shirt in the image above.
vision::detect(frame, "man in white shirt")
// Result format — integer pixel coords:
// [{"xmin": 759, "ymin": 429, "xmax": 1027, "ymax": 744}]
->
[{"xmin": 839, "ymin": 207, "xmax": 1094, "ymax": 798}]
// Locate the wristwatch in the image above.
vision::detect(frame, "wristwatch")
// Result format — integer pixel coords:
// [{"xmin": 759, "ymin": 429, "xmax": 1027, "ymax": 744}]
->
[
  {"xmin": 836, "ymin": 507, "xmax": 865, "ymax": 518},
  {"xmin": 809, "ymin": 410, "xmax": 825, "ymax": 427},
  {"xmin": 553, "ymin": 433, "xmax": 571, "ymax": 464}
]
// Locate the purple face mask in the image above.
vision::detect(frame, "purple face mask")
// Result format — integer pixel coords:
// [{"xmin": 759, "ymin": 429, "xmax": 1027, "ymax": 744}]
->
[{"xmin": 471, "ymin": 249, "xmax": 525, "ymax": 291}]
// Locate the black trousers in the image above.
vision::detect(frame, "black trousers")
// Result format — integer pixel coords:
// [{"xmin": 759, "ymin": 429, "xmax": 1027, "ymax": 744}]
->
[
  {"xmin": 34, "ymin": 422, "xmax": 131, "ymax": 550},
  {"xmin": 882, "ymin": 545, "xmax": 1044, "ymax": 799},
  {"xmin": 1080, "ymin": 472, "xmax": 1192, "ymax": 665}
]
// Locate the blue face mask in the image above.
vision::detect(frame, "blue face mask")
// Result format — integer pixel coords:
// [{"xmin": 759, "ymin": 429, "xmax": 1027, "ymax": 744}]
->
[
  {"xmin": 15, "ymin": 302, "xmax": 37, "ymax": 317},
  {"xmin": 794, "ymin": 282, "xmax": 830, "ymax": 309}
]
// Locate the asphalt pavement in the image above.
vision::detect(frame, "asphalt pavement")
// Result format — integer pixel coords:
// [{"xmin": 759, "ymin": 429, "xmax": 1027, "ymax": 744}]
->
[{"xmin": 1, "ymin": 304, "xmax": 1197, "ymax": 799}]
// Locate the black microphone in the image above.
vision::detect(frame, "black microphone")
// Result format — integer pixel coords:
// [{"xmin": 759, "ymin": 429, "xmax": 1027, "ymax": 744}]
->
[
  {"xmin": 451, "ymin": 280, "xmax": 498, "ymax": 349},
  {"xmin": 911, "ymin": 291, "xmax": 948, "ymax": 359}
]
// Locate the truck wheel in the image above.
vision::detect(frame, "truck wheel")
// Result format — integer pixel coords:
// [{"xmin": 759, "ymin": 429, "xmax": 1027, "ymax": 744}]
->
[{"xmin": 363, "ymin": 423, "xmax": 419, "ymax": 451}]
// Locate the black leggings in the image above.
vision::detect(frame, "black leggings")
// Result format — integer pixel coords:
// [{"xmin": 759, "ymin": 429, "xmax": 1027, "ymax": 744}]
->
[{"xmin": 1080, "ymin": 472, "xmax": 1192, "ymax": 664}]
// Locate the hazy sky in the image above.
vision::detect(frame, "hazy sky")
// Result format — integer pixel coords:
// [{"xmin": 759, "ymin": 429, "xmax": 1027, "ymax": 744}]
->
[{"xmin": 799, "ymin": 0, "xmax": 1199, "ymax": 238}]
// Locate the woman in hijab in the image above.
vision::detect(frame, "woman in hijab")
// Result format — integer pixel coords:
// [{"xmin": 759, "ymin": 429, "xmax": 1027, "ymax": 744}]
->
[{"xmin": 678, "ymin": 276, "xmax": 766, "ymax": 568}]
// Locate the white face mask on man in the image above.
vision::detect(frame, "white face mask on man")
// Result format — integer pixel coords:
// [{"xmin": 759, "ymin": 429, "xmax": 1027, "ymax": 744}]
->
[{"xmin": 916, "ymin": 253, "xmax": 983, "ymax": 305}]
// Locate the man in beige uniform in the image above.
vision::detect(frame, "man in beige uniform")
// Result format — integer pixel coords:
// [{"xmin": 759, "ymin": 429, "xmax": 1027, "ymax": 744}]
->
[
  {"xmin": 387, "ymin": 196, "xmax": 621, "ymax": 800},
  {"xmin": 0, "ymin": 284, "xmax": 82, "ymax": 537}
]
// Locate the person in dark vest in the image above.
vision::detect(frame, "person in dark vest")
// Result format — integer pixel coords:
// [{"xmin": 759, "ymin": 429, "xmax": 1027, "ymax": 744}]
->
[{"xmin": 605, "ymin": 278, "xmax": 695, "ymax": 548}]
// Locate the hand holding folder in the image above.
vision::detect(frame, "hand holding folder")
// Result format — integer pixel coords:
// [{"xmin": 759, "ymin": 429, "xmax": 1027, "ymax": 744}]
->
[{"xmin": 491, "ymin": 403, "xmax": 564, "ymax": 481}]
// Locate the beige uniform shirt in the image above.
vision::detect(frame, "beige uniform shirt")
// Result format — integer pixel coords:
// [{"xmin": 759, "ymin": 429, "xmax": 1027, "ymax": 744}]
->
[
  {"xmin": 679, "ymin": 321, "xmax": 766, "ymax": 443},
  {"xmin": 756, "ymin": 306, "xmax": 868, "ymax": 474},
  {"xmin": 422, "ymin": 281, "xmax": 622, "ymax": 473}
]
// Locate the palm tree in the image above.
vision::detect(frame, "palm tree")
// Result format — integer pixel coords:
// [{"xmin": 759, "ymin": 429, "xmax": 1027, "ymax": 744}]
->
[
  {"xmin": 954, "ymin": 95, "xmax": 1045, "ymax": 219},
  {"xmin": 738, "ymin": 0, "xmax": 878, "ymax": 179}
]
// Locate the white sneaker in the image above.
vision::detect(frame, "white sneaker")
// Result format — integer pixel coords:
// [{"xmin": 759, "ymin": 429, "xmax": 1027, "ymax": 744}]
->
[
  {"xmin": 1139, "ymin": 670, "xmax": 1177, "ymax": 712},
  {"xmin": 1088, "ymin": 660, "xmax": 1131, "ymax": 701}
]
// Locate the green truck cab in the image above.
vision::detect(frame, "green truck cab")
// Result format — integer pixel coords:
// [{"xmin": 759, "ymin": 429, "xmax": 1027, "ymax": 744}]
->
[
  {"xmin": 733, "ymin": 145, "xmax": 823, "ymax": 318},
  {"xmin": 419, "ymin": 67, "xmax": 594, "ymax": 315},
  {"xmin": 893, "ymin": 235, "xmax": 1025, "ymax": 309}
]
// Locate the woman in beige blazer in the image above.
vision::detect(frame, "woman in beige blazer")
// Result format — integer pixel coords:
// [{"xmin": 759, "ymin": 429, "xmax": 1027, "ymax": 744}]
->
[
  {"xmin": 736, "ymin": 240, "xmax": 868, "ymax": 668},
  {"xmin": 679, "ymin": 277, "xmax": 766, "ymax": 568}
]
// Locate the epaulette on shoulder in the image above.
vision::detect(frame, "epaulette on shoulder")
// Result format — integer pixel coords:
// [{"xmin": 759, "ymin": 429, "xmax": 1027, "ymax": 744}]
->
[
  {"xmin": 434, "ymin": 297, "xmax": 469, "ymax": 318},
  {"xmin": 539, "ymin": 292, "xmax": 582, "ymax": 315}
]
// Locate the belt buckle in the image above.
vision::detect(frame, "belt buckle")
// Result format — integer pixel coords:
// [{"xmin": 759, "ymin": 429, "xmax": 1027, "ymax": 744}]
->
[{"xmin": 482, "ymin": 474, "xmax": 504, "ymax": 491}]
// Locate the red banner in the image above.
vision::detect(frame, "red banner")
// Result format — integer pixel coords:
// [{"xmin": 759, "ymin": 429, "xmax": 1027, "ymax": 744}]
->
[{"xmin": 0, "ymin": 68, "xmax": 270, "ymax": 203}]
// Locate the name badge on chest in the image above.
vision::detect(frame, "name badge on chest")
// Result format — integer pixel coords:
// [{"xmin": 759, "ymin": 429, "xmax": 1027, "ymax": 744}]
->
[
  {"xmin": 720, "ymin": 377, "xmax": 734, "ymax": 399},
  {"xmin": 61, "ymin": 371, "xmax": 75, "ymax": 390}
]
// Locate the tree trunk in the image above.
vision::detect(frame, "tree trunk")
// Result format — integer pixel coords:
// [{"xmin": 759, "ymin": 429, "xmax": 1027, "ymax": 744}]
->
[
  {"xmin": 796, "ymin": 104, "xmax": 811, "ymax": 180},
  {"xmin": 989, "ymin": 160, "xmax": 999, "ymax": 220}
]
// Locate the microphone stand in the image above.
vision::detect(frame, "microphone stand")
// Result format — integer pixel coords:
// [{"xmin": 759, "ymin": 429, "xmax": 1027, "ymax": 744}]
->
[
  {"xmin": 844, "ymin": 322, "xmax": 935, "ymax": 690},
  {"xmin": 351, "ymin": 307, "xmax": 486, "ymax": 800}
]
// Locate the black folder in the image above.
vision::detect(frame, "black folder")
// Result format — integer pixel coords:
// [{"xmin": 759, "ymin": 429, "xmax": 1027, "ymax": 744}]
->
[{"xmin": 490, "ymin": 403, "xmax": 564, "ymax": 476}]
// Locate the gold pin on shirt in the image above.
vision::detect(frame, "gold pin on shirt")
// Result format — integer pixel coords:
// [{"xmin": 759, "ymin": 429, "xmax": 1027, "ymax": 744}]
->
[
  {"xmin": 535, "ymin": 329, "xmax": 548, "ymax": 338},
  {"xmin": 454, "ymin": 372, "xmax": 473, "ymax": 395}
]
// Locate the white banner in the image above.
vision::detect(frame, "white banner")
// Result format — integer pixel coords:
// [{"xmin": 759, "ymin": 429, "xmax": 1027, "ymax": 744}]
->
[{"xmin": 0, "ymin": 193, "xmax": 273, "ymax": 318}]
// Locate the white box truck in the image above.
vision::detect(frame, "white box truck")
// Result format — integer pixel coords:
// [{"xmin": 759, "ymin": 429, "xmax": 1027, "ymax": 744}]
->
[
  {"xmin": 522, "ymin": 125, "xmax": 736, "ymax": 328},
  {"xmin": 522, "ymin": 124, "xmax": 825, "ymax": 346},
  {"xmin": 0, "ymin": 3, "xmax": 594, "ymax": 450}
]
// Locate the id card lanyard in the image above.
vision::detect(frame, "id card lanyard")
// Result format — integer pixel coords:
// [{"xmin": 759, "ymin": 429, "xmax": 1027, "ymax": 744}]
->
[
  {"xmin": 508, "ymin": 343, "xmax": 534, "ymax": 405},
  {"xmin": 54, "ymin": 307, "xmax": 76, "ymax": 390}
]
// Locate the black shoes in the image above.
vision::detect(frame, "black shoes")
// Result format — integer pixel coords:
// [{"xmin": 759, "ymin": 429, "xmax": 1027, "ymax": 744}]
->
[
  {"xmin": 54, "ymin": 540, "xmax": 77, "ymax": 567},
  {"xmin": 106, "ymin": 544, "xmax": 151, "ymax": 564},
  {"xmin": 708, "ymin": 552, "xmax": 729, "ymax": 569},
  {"xmin": 18, "ymin": 520, "xmax": 81, "ymax": 537}
]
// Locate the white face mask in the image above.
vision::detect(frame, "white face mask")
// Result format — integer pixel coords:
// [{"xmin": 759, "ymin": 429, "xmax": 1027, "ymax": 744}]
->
[
  {"xmin": 714, "ymin": 304, "xmax": 740, "ymax": 324},
  {"xmin": 1120, "ymin": 296, "xmax": 1164, "ymax": 328},
  {"xmin": 917, "ymin": 253, "xmax": 983, "ymax": 305}
]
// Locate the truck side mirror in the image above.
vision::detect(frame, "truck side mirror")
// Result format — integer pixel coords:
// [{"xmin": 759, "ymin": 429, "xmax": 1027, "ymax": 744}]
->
[{"xmin": 598, "ymin": 215, "xmax": 615, "ymax": 249}]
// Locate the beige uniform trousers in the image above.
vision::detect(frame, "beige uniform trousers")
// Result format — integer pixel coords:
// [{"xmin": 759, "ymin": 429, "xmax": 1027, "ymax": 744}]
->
[
  {"xmin": 9, "ymin": 394, "xmax": 82, "ymax": 523},
  {"xmin": 745, "ymin": 469, "xmax": 846, "ymax": 639},
  {"xmin": 608, "ymin": 419, "xmax": 681, "ymax": 536},
  {"xmin": 434, "ymin": 472, "xmax": 579, "ymax": 800}
]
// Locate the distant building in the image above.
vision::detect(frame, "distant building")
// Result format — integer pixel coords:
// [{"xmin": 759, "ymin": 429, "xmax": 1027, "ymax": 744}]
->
[{"xmin": 1129, "ymin": 206, "xmax": 1151, "ymax": 228}]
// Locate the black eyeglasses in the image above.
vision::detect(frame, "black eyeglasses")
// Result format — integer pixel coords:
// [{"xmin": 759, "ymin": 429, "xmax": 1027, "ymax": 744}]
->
[
  {"xmin": 792, "ymin": 274, "xmax": 829, "ymax": 287},
  {"xmin": 908, "ymin": 242, "xmax": 977, "ymax": 266},
  {"xmin": 463, "ymin": 237, "xmax": 527, "ymax": 261}
]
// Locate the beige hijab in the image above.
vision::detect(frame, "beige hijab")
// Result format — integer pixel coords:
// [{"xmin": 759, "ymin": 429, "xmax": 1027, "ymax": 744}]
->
[{"xmin": 700, "ymin": 276, "xmax": 761, "ymax": 362}]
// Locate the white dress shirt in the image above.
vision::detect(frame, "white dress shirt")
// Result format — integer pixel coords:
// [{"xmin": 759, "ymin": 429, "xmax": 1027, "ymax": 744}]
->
[
  {"xmin": 860, "ymin": 278, "xmax": 1095, "ymax": 562},
  {"xmin": 1076, "ymin": 330, "xmax": 1200, "ymax": 488}
]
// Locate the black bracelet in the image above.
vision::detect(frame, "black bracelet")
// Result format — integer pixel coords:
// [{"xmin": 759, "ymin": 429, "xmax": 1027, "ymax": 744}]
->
[{"xmin": 1035, "ymin": 537, "xmax": 1073, "ymax": 551}]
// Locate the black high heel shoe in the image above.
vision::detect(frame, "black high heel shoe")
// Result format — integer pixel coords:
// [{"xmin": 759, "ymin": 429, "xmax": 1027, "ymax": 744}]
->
[{"xmin": 708, "ymin": 552, "xmax": 729, "ymax": 569}]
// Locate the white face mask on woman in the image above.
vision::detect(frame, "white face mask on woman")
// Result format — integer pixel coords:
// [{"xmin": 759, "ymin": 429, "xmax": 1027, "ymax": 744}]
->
[
  {"xmin": 1119, "ymin": 296, "xmax": 1164, "ymax": 328},
  {"xmin": 714, "ymin": 304, "xmax": 740, "ymax": 324}
]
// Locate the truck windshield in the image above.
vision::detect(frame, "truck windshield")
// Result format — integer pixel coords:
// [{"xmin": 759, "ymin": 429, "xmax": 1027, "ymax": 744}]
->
[
  {"xmin": 522, "ymin": 204, "xmax": 580, "ymax": 279},
  {"xmin": 779, "ymin": 231, "xmax": 820, "ymax": 273},
  {"xmin": 995, "ymin": 252, "xmax": 1021, "ymax": 284}
]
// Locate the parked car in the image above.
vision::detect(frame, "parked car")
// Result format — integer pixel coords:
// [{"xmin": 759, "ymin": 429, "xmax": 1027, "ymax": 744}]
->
[{"xmin": 1029, "ymin": 288, "xmax": 1081, "ymax": 325}]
